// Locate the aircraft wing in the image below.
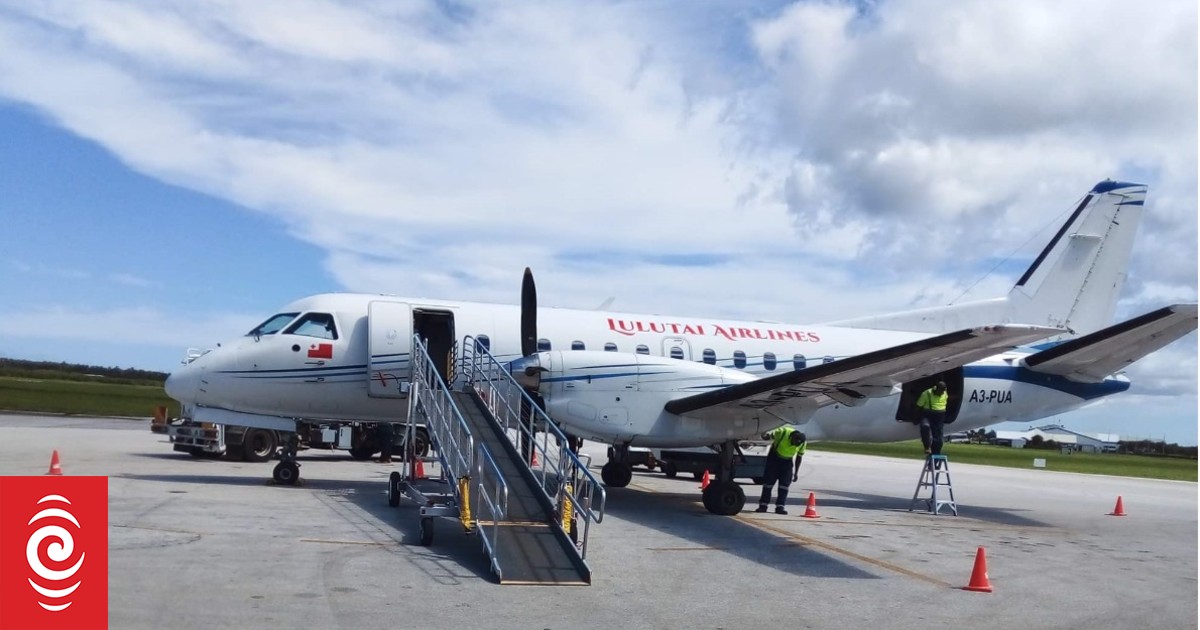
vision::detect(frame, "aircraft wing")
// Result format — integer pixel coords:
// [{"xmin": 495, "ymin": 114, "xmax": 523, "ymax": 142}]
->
[
  {"xmin": 663, "ymin": 325, "xmax": 1057, "ymax": 416},
  {"xmin": 1022, "ymin": 304, "xmax": 1198, "ymax": 382}
]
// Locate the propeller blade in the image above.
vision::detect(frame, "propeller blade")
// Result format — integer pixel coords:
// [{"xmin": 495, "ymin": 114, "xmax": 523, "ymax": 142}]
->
[{"xmin": 521, "ymin": 267, "xmax": 537, "ymax": 356}]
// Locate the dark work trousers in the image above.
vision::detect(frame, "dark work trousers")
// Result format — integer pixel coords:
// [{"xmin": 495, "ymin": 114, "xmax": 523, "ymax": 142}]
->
[
  {"xmin": 919, "ymin": 410, "xmax": 947, "ymax": 455},
  {"xmin": 758, "ymin": 452, "xmax": 795, "ymax": 508},
  {"xmin": 378, "ymin": 423, "xmax": 395, "ymax": 461}
]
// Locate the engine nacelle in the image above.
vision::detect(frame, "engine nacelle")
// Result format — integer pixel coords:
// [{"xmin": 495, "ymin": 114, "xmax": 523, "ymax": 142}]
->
[{"xmin": 520, "ymin": 350, "xmax": 760, "ymax": 445}]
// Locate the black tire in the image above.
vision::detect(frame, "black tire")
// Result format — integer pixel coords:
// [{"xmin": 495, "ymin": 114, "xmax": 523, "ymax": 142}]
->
[
  {"xmin": 273, "ymin": 461, "xmax": 300, "ymax": 486},
  {"xmin": 419, "ymin": 517, "xmax": 434, "ymax": 546},
  {"xmin": 693, "ymin": 470, "xmax": 705, "ymax": 481},
  {"xmin": 601, "ymin": 462, "xmax": 633, "ymax": 488},
  {"xmin": 388, "ymin": 471, "xmax": 401, "ymax": 507},
  {"xmin": 242, "ymin": 429, "xmax": 278, "ymax": 463},
  {"xmin": 661, "ymin": 461, "xmax": 678, "ymax": 478},
  {"xmin": 403, "ymin": 427, "xmax": 431, "ymax": 459},
  {"xmin": 702, "ymin": 481, "xmax": 746, "ymax": 516},
  {"xmin": 349, "ymin": 442, "xmax": 377, "ymax": 461}
]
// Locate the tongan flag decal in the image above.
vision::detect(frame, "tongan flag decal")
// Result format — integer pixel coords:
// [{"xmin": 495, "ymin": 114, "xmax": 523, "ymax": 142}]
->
[{"xmin": 307, "ymin": 343, "xmax": 333, "ymax": 359}]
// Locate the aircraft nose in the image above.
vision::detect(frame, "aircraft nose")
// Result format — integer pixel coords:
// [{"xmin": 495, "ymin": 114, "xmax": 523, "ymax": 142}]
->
[{"xmin": 164, "ymin": 367, "xmax": 198, "ymax": 403}]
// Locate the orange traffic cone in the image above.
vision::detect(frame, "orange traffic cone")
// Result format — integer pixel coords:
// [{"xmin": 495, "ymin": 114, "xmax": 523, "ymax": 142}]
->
[
  {"xmin": 963, "ymin": 546, "xmax": 993, "ymax": 592},
  {"xmin": 414, "ymin": 459, "xmax": 426, "ymax": 480},
  {"xmin": 46, "ymin": 450, "xmax": 63, "ymax": 476},
  {"xmin": 531, "ymin": 450, "xmax": 539, "ymax": 467},
  {"xmin": 1108, "ymin": 496, "xmax": 1127, "ymax": 516},
  {"xmin": 699, "ymin": 469, "xmax": 711, "ymax": 490},
  {"xmin": 802, "ymin": 492, "xmax": 820, "ymax": 518}
]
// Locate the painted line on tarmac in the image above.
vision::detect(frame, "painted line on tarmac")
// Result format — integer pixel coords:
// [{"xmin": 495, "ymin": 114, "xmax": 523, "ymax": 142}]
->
[
  {"xmin": 300, "ymin": 538, "xmax": 392, "ymax": 546},
  {"xmin": 735, "ymin": 516, "xmax": 954, "ymax": 588}
]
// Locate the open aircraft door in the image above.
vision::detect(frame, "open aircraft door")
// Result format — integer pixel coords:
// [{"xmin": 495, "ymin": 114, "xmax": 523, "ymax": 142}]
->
[
  {"xmin": 894, "ymin": 367, "xmax": 964, "ymax": 424},
  {"xmin": 368, "ymin": 300, "xmax": 413, "ymax": 398}
]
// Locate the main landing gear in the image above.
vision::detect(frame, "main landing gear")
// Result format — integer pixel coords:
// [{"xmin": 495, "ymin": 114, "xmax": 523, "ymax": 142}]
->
[
  {"xmin": 601, "ymin": 444, "xmax": 634, "ymax": 488},
  {"xmin": 272, "ymin": 433, "xmax": 301, "ymax": 486},
  {"xmin": 701, "ymin": 441, "xmax": 745, "ymax": 516}
]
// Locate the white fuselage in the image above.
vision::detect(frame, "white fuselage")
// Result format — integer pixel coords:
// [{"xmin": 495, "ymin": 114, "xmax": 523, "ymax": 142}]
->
[{"xmin": 165, "ymin": 293, "xmax": 1129, "ymax": 447}]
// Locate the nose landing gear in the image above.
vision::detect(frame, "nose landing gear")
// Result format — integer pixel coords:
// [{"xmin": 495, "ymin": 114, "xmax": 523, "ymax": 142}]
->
[{"xmin": 700, "ymin": 441, "xmax": 745, "ymax": 516}]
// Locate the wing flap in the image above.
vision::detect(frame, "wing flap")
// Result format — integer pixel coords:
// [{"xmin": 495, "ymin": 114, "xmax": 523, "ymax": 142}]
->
[
  {"xmin": 1023, "ymin": 304, "xmax": 1197, "ymax": 382},
  {"xmin": 663, "ymin": 324, "xmax": 1057, "ymax": 416}
]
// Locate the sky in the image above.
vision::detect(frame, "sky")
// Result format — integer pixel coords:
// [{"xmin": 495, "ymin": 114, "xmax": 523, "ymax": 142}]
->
[{"xmin": 0, "ymin": 0, "xmax": 1195, "ymax": 444}]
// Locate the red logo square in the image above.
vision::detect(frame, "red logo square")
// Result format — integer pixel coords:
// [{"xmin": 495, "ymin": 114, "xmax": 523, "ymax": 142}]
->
[{"xmin": 0, "ymin": 476, "xmax": 108, "ymax": 630}]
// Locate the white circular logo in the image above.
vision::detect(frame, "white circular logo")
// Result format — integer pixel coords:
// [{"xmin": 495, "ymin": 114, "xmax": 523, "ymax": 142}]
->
[{"xmin": 26, "ymin": 494, "xmax": 85, "ymax": 612}]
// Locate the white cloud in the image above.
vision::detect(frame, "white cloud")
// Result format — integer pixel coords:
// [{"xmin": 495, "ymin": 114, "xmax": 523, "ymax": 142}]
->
[
  {"xmin": 0, "ymin": 1, "xmax": 1193, "ymax": 413},
  {"xmin": 0, "ymin": 304, "xmax": 253, "ymax": 350}
]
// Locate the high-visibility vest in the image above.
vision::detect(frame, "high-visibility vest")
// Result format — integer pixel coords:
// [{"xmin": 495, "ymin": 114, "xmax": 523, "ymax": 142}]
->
[
  {"xmin": 769, "ymin": 427, "xmax": 806, "ymax": 458},
  {"xmin": 918, "ymin": 389, "xmax": 949, "ymax": 412}
]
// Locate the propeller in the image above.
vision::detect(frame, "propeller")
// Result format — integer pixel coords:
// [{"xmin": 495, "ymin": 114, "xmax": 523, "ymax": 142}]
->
[
  {"xmin": 513, "ymin": 267, "xmax": 545, "ymax": 392},
  {"xmin": 521, "ymin": 267, "xmax": 537, "ymax": 357}
]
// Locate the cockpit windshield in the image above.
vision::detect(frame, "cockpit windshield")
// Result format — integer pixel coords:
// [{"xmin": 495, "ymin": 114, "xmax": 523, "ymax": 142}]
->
[
  {"xmin": 247, "ymin": 312, "xmax": 299, "ymax": 337},
  {"xmin": 284, "ymin": 312, "xmax": 338, "ymax": 340}
]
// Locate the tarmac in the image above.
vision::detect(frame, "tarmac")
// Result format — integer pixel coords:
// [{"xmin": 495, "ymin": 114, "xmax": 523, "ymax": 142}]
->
[{"xmin": 0, "ymin": 413, "xmax": 1195, "ymax": 630}]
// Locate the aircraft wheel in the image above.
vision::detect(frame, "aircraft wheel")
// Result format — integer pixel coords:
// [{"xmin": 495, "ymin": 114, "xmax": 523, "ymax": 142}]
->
[
  {"xmin": 702, "ymin": 481, "xmax": 745, "ymax": 516},
  {"xmin": 243, "ymin": 429, "xmax": 278, "ymax": 463},
  {"xmin": 273, "ymin": 461, "xmax": 300, "ymax": 486},
  {"xmin": 419, "ymin": 517, "xmax": 434, "ymax": 546},
  {"xmin": 388, "ymin": 471, "xmax": 402, "ymax": 507},
  {"xmin": 661, "ymin": 461, "xmax": 677, "ymax": 479},
  {"xmin": 600, "ymin": 462, "xmax": 633, "ymax": 488}
]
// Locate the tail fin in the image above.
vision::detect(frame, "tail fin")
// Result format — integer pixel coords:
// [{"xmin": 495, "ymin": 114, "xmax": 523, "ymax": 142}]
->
[
  {"xmin": 824, "ymin": 180, "xmax": 1147, "ymax": 335},
  {"xmin": 1005, "ymin": 180, "xmax": 1145, "ymax": 334}
]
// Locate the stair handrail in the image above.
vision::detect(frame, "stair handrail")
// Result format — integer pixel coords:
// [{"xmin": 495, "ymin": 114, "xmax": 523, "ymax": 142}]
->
[
  {"xmin": 460, "ymin": 336, "xmax": 607, "ymax": 560},
  {"xmin": 409, "ymin": 335, "xmax": 511, "ymax": 574}
]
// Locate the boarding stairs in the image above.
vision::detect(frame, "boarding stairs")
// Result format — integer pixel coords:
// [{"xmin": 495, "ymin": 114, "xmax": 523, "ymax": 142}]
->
[
  {"xmin": 909, "ymin": 454, "xmax": 958, "ymax": 516},
  {"xmin": 392, "ymin": 334, "xmax": 605, "ymax": 585}
]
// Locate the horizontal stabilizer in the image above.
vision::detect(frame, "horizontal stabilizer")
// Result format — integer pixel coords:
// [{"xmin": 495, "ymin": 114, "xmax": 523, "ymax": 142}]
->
[
  {"xmin": 664, "ymin": 324, "xmax": 1057, "ymax": 416},
  {"xmin": 1023, "ymin": 304, "xmax": 1198, "ymax": 382}
]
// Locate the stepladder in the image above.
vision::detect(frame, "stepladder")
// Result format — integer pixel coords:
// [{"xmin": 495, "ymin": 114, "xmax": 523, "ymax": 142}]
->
[{"xmin": 910, "ymin": 454, "xmax": 957, "ymax": 516}]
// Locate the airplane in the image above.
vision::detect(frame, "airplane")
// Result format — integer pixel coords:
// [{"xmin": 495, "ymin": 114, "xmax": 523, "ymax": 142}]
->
[{"xmin": 164, "ymin": 179, "xmax": 1196, "ymax": 515}]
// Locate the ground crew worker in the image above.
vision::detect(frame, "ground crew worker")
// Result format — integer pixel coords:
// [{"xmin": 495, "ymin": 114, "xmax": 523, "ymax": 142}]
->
[
  {"xmin": 755, "ymin": 427, "xmax": 807, "ymax": 514},
  {"xmin": 376, "ymin": 422, "xmax": 395, "ymax": 464},
  {"xmin": 917, "ymin": 381, "xmax": 949, "ymax": 456}
]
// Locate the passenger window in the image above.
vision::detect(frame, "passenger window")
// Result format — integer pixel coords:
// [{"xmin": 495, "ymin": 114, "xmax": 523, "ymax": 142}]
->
[
  {"xmin": 284, "ymin": 313, "xmax": 338, "ymax": 340},
  {"xmin": 702, "ymin": 349, "xmax": 716, "ymax": 365},
  {"xmin": 733, "ymin": 351, "xmax": 746, "ymax": 369},
  {"xmin": 793, "ymin": 354, "xmax": 807, "ymax": 370},
  {"xmin": 636, "ymin": 344, "xmax": 649, "ymax": 355},
  {"xmin": 669, "ymin": 347, "xmax": 684, "ymax": 360},
  {"xmin": 764, "ymin": 352, "xmax": 777, "ymax": 371},
  {"xmin": 538, "ymin": 338, "xmax": 552, "ymax": 351},
  {"xmin": 475, "ymin": 335, "xmax": 491, "ymax": 352},
  {"xmin": 823, "ymin": 355, "xmax": 835, "ymax": 364},
  {"xmin": 604, "ymin": 342, "xmax": 618, "ymax": 352},
  {"xmin": 572, "ymin": 340, "xmax": 585, "ymax": 350},
  {"xmin": 248, "ymin": 312, "xmax": 299, "ymax": 337}
]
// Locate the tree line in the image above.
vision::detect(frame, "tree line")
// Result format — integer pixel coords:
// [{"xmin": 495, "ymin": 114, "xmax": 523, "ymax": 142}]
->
[{"xmin": 0, "ymin": 357, "xmax": 167, "ymax": 386}]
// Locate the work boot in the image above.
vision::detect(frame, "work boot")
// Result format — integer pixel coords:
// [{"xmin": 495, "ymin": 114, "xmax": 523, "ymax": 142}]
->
[
  {"xmin": 775, "ymin": 506, "xmax": 788, "ymax": 515},
  {"xmin": 377, "ymin": 456, "xmax": 393, "ymax": 464},
  {"xmin": 755, "ymin": 505, "xmax": 768, "ymax": 513}
]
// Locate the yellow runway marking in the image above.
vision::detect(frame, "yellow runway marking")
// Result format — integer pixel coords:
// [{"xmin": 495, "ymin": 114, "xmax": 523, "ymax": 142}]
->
[{"xmin": 735, "ymin": 516, "xmax": 955, "ymax": 588}]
